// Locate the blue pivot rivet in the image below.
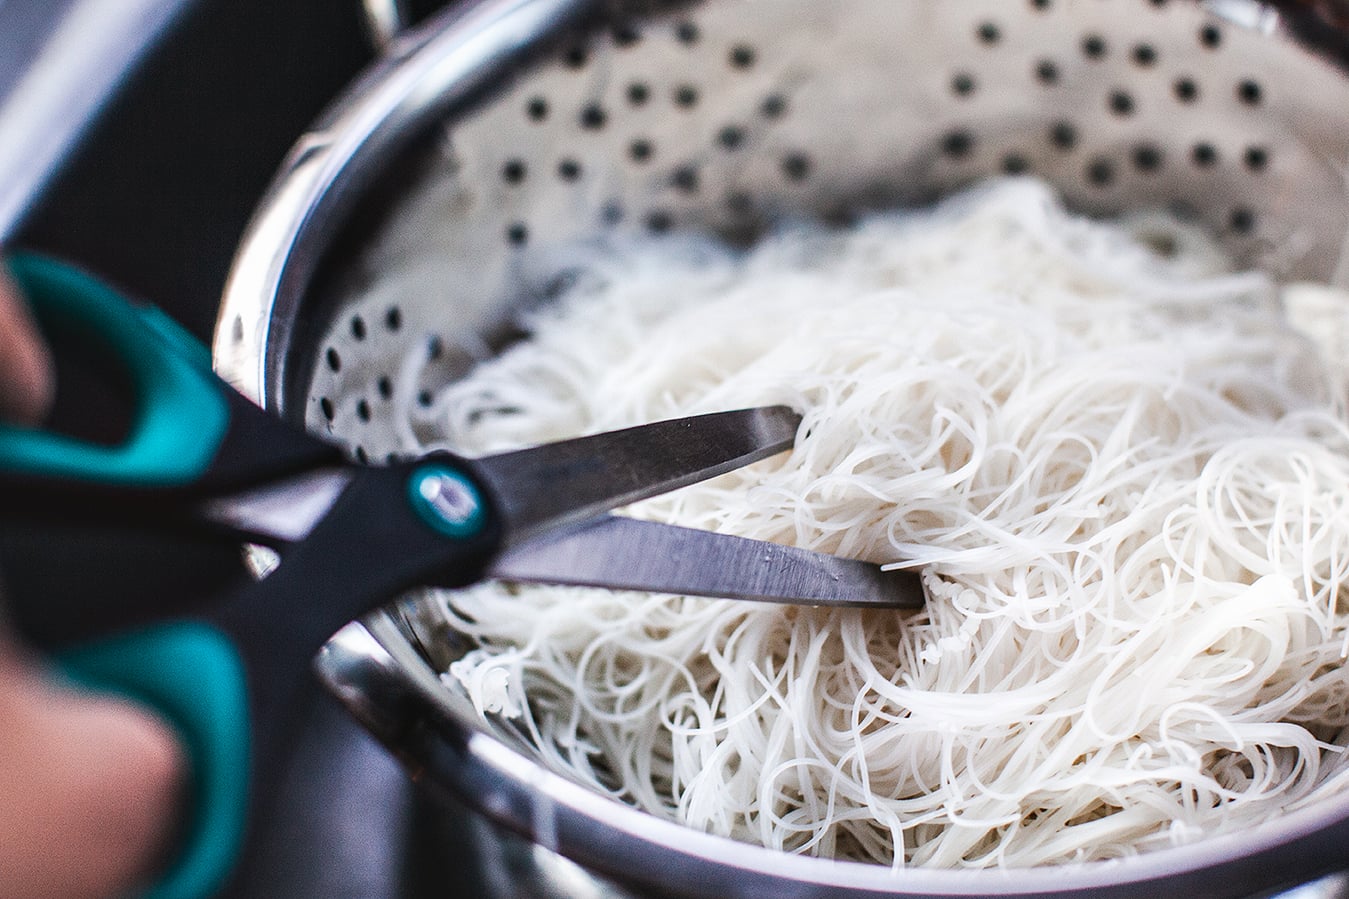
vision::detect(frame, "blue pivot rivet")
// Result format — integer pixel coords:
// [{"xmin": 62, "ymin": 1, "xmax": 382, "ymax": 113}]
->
[{"xmin": 409, "ymin": 465, "xmax": 487, "ymax": 538}]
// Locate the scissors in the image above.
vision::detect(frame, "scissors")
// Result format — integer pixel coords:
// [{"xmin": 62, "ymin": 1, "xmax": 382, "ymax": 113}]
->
[{"xmin": 0, "ymin": 255, "xmax": 922, "ymax": 898}]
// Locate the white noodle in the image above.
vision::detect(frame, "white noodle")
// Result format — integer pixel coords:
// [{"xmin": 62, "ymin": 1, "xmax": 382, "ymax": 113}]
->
[{"xmin": 388, "ymin": 178, "xmax": 1349, "ymax": 867}]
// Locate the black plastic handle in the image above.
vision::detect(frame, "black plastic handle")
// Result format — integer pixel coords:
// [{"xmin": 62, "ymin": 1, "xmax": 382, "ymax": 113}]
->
[{"xmin": 0, "ymin": 256, "xmax": 503, "ymax": 898}]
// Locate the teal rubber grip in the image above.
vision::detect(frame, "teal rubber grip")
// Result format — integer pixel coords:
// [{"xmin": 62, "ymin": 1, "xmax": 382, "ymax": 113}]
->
[
  {"xmin": 60, "ymin": 623, "xmax": 251, "ymax": 899},
  {"xmin": 0, "ymin": 255, "xmax": 229, "ymax": 486}
]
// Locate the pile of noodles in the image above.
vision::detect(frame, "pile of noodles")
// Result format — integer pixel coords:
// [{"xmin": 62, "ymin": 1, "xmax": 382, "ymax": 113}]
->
[{"xmin": 391, "ymin": 178, "xmax": 1349, "ymax": 868}]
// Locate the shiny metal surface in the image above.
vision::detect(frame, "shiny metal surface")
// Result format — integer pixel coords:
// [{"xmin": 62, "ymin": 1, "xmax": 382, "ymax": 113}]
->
[
  {"xmin": 220, "ymin": 0, "xmax": 1349, "ymax": 895},
  {"xmin": 317, "ymin": 615, "xmax": 1349, "ymax": 898},
  {"xmin": 1277, "ymin": 873, "xmax": 1349, "ymax": 899},
  {"xmin": 475, "ymin": 406, "xmax": 799, "ymax": 544},
  {"xmin": 360, "ymin": 0, "xmax": 412, "ymax": 52},
  {"xmin": 213, "ymin": 0, "xmax": 587, "ymax": 410},
  {"xmin": 493, "ymin": 515, "xmax": 925, "ymax": 608},
  {"xmin": 202, "ymin": 467, "xmax": 354, "ymax": 543},
  {"xmin": 205, "ymin": 405, "xmax": 900, "ymax": 609}
]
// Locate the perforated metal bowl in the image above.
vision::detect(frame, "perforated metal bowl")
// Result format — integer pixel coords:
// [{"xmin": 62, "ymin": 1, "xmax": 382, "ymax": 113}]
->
[{"xmin": 216, "ymin": 1, "xmax": 1349, "ymax": 895}]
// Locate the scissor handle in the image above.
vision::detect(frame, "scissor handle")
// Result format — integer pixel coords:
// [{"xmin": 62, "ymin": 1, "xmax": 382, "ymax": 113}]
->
[
  {"xmin": 0, "ymin": 255, "xmax": 229, "ymax": 486},
  {"xmin": 0, "ymin": 257, "xmax": 325, "ymax": 897},
  {"xmin": 0, "ymin": 255, "xmax": 342, "ymax": 645},
  {"xmin": 1, "ymin": 255, "xmax": 345, "ymax": 496},
  {"xmin": 0, "ymin": 256, "xmax": 506, "ymax": 899}
]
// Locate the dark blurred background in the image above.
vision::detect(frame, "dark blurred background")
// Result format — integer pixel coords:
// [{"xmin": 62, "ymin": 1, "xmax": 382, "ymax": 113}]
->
[{"xmin": 16, "ymin": 0, "xmax": 372, "ymax": 339}]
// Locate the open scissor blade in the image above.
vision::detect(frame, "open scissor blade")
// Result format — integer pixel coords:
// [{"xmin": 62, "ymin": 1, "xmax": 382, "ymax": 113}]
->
[
  {"xmin": 471, "ymin": 405, "xmax": 801, "ymax": 545},
  {"xmin": 202, "ymin": 407, "xmax": 799, "ymax": 548},
  {"xmin": 491, "ymin": 516, "xmax": 925, "ymax": 608}
]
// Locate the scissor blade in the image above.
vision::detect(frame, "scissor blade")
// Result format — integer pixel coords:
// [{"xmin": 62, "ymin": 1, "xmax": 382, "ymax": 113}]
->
[
  {"xmin": 490, "ymin": 516, "xmax": 925, "ymax": 608},
  {"xmin": 201, "ymin": 467, "xmax": 354, "ymax": 544},
  {"xmin": 472, "ymin": 406, "xmax": 801, "ymax": 545}
]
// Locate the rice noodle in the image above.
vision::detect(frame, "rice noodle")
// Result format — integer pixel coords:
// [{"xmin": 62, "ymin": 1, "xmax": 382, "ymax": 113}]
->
[{"xmin": 393, "ymin": 178, "xmax": 1349, "ymax": 867}]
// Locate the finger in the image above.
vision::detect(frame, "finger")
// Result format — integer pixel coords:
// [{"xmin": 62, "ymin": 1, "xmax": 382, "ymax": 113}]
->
[
  {"xmin": 0, "ymin": 266, "xmax": 55, "ymax": 425},
  {"xmin": 0, "ymin": 643, "xmax": 188, "ymax": 899}
]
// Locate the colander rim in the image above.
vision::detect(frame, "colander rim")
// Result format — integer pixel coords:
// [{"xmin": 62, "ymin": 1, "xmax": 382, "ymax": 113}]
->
[{"xmin": 217, "ymin": 0, "xmax": 1349, "ymax": 894}]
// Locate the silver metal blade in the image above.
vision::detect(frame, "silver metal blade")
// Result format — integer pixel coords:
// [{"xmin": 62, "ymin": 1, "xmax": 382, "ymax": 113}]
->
[
  {"xmin": 201, "ymin": 467, "xmax": 354, "ymax": 544},
  {"xmin": 472, "ymin": 406, "xmax": 801, "ymax": 545},
  {"xmin": 490, "ymin": 516, "xmax": 925, "ymax": 609}
]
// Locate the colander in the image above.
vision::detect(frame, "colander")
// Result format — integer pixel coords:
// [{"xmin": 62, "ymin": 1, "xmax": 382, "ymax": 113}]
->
[{"xmin": 214, "ymin": 0, "xmax": 1349, "ymax": 895}]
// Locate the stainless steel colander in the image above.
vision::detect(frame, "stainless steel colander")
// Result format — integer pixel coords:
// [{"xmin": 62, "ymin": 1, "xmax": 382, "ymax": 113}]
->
[{"xmin": 214, "ymin": 1, "xmax": 1349, "ymax": 895}]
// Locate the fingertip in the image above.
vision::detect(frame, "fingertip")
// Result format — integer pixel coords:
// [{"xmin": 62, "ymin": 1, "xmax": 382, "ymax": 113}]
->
[{"xmin": 0, "ymin": 267, "xmax": 56, "ymax": 426}]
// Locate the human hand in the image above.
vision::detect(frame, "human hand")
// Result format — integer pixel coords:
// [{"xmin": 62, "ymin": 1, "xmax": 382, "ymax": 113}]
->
[{"xmin": 0, "ymin": 267, "xmax": 188, "ymax": 899}]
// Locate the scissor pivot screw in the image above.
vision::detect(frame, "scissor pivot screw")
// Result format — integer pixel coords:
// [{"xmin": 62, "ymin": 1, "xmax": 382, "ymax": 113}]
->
[{"xmin": 408, "ymin": 465, "xmax": 487, "ymax": 538}]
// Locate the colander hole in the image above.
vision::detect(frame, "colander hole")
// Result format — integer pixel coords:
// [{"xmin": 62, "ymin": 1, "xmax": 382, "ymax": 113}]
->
[
  {"xmin": 675, "ymin": 21, "xmax": 699, "ymax": 45},
  {"xmin": 1200, "ymin": 24, "xmax": 1222, "ymax": 48},
  {"xmin": 1049, "ymin": 121, "xmax": 1077, "ymax": 151},
  {"xmin": 417, "ymin": 390, "xmax": 433, "ymax": 408},
  {"xmin": 350, "ymin": 315, "xmax": 366, "ymax": 340},
  {"xmin": 1086, "ymin": 157, "xmax": 1114, "ymax": 187},
  {"xmin": 1229, "ymin": 207, "xmax": 1256, "ymax": 233},
  {"xmin": 976, "ymin": 21, "xmax": 1000, "ymax": 45},
  {"xmin": 1237, "ymin": 79, "xmax": 1262, "ymax": 105},
  {"xmin": 507, "ymin": 222, "xmax": 529, "ymax": 246},
  {"xmin": 558, "ymin": 158, "xmax": 582, "ymax": 181},
  {"xmin": 781, "ymin": 152, "xmax": 811, "ymax": 181},
  {"xmin": 629, "ymin": 138, "xmax": 654, "ymax": 163},
  {"xmin": 718, "ymin": 125, "xmax": 746, "ymax": 150},
  {"xmin": 502, "ymin": 159, "xmax": 527, "ymax": 184},
  {"xmin": 1144, "ymin": 233, "xmax": 1178, "ymax": 257},
  {"xmin": 1082, "ymin": 34, "xmax": 1107, "ymax": 60},
  {"xmin": 320, "ymin": 397, "xmax": 334, "ymax": 421},
  {"xmin": 601, "ymin": 201, "xmax": 624, "ymax": 225},
  {"xmin": 1191, "ymin": 142, "xmax": 1218, "ymax": 167},
  {"xmin": 726, "ymin": 191, "xmax": 753, "ymax": 215},
  {"xmin": 627, "ymin": 82, "xmax": 650, "ymax": 106},
  {"xmin": 356, "ymin": 399, "xmax": 371, "ymax": 422},
  {"xmin": 952, "ymin": 73, "xmax": 976, "ymax": 97},
  {"xmin": 564, "ymin": 46, "xmax": 588, "ymax": 68},
  {"xmin": 428, "ymin": 336, "xmax": 444, "ymax": 360},
  {"xmin": 1002, "ymin": 153, "xmax": 1029, "ymax": 175},
  {"xmin": 1132, "ymin": 144, "xmax": 1163, "ymax": 172},
  {"xmin": 526, "ymin": 96, "xmax": 548, "ymax": 122},
  {"xmin": 579, "ymin": 104, "xmax": 607, "ymax": 129},
  {"xmin": 674, "ymin": 85, "xmax": 699, "ymax": 108},
  {"xmin": 761, "ymin": 94, "xmax": 787, "ymax": 118},
  {"xmin": 1174, "ymin": 77, "xmax": 1199, "ymax": 103},
  {"xmin": 1030, "ymin": 0, "xmax": 1051, "ymax": 10},
  {"xmin": 612, "ymin": 22, "xmax": 640, "ymax": 47},
  {"xmin": 1132, "ymin": 43, "xmax": 1157, "ymax": 66},
  {"xmin": 729, "ymin": 45, "xmax": 756, "ymax": 69},
  {"xmin": 645, "ymin": 210, "xmax": 673, "ymax": 233},
  {"xmin": 385, "ymin": 307, "xmax": 402, "ymax": 332},
  {"xmin": 1035, "ymin": 60, "xmax": 1059, "ymax": 85},
  {"xmin": 325, "ymin": 347, "xmax": 341, "ymax": 372},
  {"xmin": 672, "ymin": 165, "xmax": 699, "ymax": 193},
  {"xmin": 1108, "ymin": 90, "xmax": 1135, "ymax": 116},
  {"xmin": 821, "ymin": 204, "xmax": 855, "ymax": 227},
  {"xmin": 355, "ymin": 447, "xmax": 369, "ymax": 464},
  {"xmin": 1244, "ymin": 146, "xmax": 1268, "ymax": 172},
  {"xmin": 942, "ymin": 130, "xmax": 974, "ymax": 159},
  {"xmin": 542, "ymin": 271, "xmax": 574, "ymax": 299},
  {"xmin": 377, "ymin": 376, "xmax": 393, "ymax": 400}
]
